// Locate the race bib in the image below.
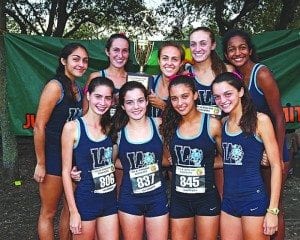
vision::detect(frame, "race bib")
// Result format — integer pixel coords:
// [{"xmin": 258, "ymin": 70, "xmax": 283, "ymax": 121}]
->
[
  {"xmin": 175, "ymin": 165, "xmax": 205, "ymax": 194},
  {"xmin": 129, "ymin": 163, "xmax": 161, "ymax": 194},
  {"xmin": 91, "ymin": 164, "xmax": 116, "ymax": 194},
  {"xmin": 197, "ymin": 105, "xmax": 221, "ymax": 115}
]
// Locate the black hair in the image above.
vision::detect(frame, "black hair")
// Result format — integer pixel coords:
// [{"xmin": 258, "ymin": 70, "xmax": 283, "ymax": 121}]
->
[
  {"xmin": 222, "ymin": 29, "xmax": 259, "ymax": 64},
  {"xmin": 55, "ymin": 42, "xmax": 88, "ymax": 101},
  {"xmin": 212, "ymin": 72, "xmax": 257, "ymax": 134}
]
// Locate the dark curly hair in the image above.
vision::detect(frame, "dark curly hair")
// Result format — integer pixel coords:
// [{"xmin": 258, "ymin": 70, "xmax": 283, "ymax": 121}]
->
[{"xmin": 160, "ymin": 75, "xmax": 197, "ymax": 148}]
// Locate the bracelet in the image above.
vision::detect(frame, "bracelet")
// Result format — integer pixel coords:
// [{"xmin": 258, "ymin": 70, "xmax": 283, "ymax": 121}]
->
[{"xmin": 267, "ymin": 208, "xmax": 280, "ymax": 215}]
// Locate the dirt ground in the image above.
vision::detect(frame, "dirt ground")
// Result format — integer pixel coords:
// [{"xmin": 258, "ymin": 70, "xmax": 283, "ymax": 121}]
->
[{"xmin": 0, "ymin": 136, "xmax": 299, "ymax": 239}]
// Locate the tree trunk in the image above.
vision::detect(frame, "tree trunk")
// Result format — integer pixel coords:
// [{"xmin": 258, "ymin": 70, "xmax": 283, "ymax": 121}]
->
[
  {"xmin": 275, "ymin": 0, "xmax": 300, "ymax": 30},
  {"xmin": 0, "ymin": 0, "xmax": 18, "ymax": 187}
]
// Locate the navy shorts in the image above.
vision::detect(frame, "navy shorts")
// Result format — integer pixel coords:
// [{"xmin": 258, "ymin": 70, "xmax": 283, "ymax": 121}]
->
[
  {"xmin": 118, "ymin": 191, "xmax": 169, "ymax": 217},
  {"xmin": 170, "ymin": 188, "xmax": 221, "ymax": 218},
  {"xmin": 45, "ymin": 133, "xmax": 63, "ymax": 176},
  {"xmin": 75, "ymin": 190, "xmax": 117, "ymax": 221},
  {"xmin": 221, "ymin": 195, "xmax": 268, "ymax": 217}
]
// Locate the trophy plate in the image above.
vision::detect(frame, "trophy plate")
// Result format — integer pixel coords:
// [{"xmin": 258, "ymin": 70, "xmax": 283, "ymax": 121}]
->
[{"xmin": 127, "ymin": 72, "xmax": 152, "ymax": 89}]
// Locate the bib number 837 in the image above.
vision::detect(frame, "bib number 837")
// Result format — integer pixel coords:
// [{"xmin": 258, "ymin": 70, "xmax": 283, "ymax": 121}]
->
[
  {"xmin": 180, "ymin": 176, "xmax": 200, "ymax": 188},
  {"xmin": 137, "ymin": 173, "xmax": 155, "ymax": 189}
]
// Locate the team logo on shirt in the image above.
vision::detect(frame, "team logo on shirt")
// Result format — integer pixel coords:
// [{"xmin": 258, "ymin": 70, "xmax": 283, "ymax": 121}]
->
[
  {"xmin": 174, "ymin": 145, "xmax": 203, "ymax": 167},
  {"xmin": 197, "ymin": 89, "xmax": 214, "ymax": 105},
  {"xmin": 90, "ymin": 147, "xmax": 113, "ymax": 168},
  {"xmin": 222, "ymin": 143, "xmax": 244, "ymax": 165}
]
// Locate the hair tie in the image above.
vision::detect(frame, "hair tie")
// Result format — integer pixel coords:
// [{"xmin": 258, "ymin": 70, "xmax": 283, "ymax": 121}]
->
[
  {"xmin": 169, "ymin": 72, "xmax": 195, "ymax": 81},
  {"xmin": 232, "ymin": 70, "xmax": 243, "ymax": 80}
]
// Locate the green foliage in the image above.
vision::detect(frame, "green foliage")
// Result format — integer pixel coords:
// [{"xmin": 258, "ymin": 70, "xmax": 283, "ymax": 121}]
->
[{"xmin": 5, "ymin": 0, "xmax": 149, "ymax": 38}]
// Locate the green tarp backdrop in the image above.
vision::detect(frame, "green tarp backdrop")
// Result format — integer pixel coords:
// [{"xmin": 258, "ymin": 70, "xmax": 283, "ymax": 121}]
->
[{"xmin": 4, "ymin": 30, "xmax": 300, "ymax": 136}]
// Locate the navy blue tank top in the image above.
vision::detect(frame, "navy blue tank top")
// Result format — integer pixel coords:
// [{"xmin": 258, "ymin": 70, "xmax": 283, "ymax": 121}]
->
[
  {"xmin": 118, "ymin": 117, "xmax": 165, "ymax": 197},
  {"xmin": 222, "ymin": 120, "xmax": 266, "ymax": 198},
  {"xmin": 148, "ymin": 74, "xmax": 168, "ymax": 117},
  {"xmin": 248, "ymin": 63, "xmax": 289, "ymax": 161},
  {"xmin": 187, "ymin": 65, "xmax": 215, "ymax": 105},
  {"xmin": 46, "ymin": 79, "xmax": 82, "ymax": 141},
  {"xmin": 74, "ymin": 117, "xmax": 116, "ymax": 194},
  {"xmin": 169, "ymin": 113, "xmax": 216, "ymax": 199}
]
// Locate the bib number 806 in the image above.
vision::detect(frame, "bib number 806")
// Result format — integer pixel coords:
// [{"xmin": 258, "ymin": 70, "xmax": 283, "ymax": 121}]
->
[{"xmin": 99, "ymin": 173, "xmax": 115, "ymax": 188}]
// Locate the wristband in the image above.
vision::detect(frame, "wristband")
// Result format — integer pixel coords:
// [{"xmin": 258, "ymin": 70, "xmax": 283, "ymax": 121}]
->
[{"xmin": 267, "ymin": 208, "xmax": 280, "ymax": 215}]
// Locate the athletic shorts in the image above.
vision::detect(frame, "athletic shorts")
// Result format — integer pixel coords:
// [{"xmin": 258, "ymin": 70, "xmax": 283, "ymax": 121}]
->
[
  {"xmin": 75, "ymin": 191, "xmax": 117, "ymax": 221},
  {"xmin": 45, "ymin": 139, "xmax": 62, "ymax": 176},
  {"xmin": 118, "ymin": 191, "xmax": 169, "ymax": 217},
  {"xmin": 221, "ymin": 195, "xmax": 268, "ymax": 217},
  {"xmin": 170, "ymin": 188, "xmax": 221, "ymax": 218}
]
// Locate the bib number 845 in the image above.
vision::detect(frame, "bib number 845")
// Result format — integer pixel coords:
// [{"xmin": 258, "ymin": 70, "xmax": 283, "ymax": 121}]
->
[{"xmin": 180, "ymin": 176, "xmax": 200, "ymax": 188}]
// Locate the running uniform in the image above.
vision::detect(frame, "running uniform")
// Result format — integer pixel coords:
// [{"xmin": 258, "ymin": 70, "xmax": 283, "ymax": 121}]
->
[
  {"xmin": 169, "ymin": 113, "xmax": 220, "ymax": 218},
  {"xmin": 45, "ymin": 78, "xmax": 82, "ymax": 176},
  {"xmin": 248, "ymin": 63, "xmax": 289, "ymax": 161},
  {"xmin": 118, "ymin": 117, "xmax": 168, "ymax": 217},
  {"xmin": 148, "ymin": 74, "xmax": 168, "ymax": 118},
  {"xmin": 221, "ymin": 120, "xmax": 268, "ymax": 217},
  {"xmin": 187, "ymin": 65, "xmax": 215, "ymax": 105},
  {"xmin": 73, "ymin": 117, "xmax": 117, "ymax": 221}
]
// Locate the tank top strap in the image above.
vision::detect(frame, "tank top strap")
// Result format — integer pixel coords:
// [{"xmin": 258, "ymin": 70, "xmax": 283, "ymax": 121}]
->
[
  {"xmin": 99, "ymin": 69, "xmax": 106, "ymax": 77},
  {"xmin": 249, "ymin": 63, "xmax": 264, "ymax": 89},
  {"xmin": 148, "ymin": 117, "xmax": 161, "ymax": 139}
]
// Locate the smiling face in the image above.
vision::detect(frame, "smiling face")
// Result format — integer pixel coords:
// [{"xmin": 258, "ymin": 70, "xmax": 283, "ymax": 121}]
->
[
  {"xmin": 87, "ymin": 85, "xmax": 113, "ymax": 116},
  {"xmin": 122, "ymin": 88, "xmax": 148, "ymax": 121},
  {"xmin": 106, "ymin": 38, "xmax": 129, "ymax": 69},
  {"xmin": 189, "ymin": 30, "xmax": 216, "ymax": 63},
  {"xmin": 62, "ymin": 47, "xmax": 88, "ymax": 80},
  {"xmin": 158, "ymin": 45, "xmax": 183, "ymax": 78},
  {"xmin": 225, "ymin": 35, "xmax": 252, "ymax": 68},
  {"xmin": 169, "ymin": 83, "xmax": 198, "ymax": 116},
  {"xmin": 212, "ymin": 81, "xmax": 244, "ymax": 114}
]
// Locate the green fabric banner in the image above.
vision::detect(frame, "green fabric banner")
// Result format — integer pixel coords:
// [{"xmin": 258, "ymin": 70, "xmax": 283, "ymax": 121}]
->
[{"xmin": 4, "ymin": 30, "xmax": 300, "ymax": 136}]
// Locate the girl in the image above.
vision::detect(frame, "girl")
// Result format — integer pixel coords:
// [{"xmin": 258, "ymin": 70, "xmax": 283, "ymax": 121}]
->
[
  {"xmin": 83, "ymin": 33, "xmax": 130, "ymax": 113},
  {"xmin": 33, "ymin": 43, "xmax": 88, "ymax": 239},
  {"xmin": 212, "ymin": 72, "xmax": 282, "ymax": 240},
  {"xmin": 110, "ymin": 81, "xmax": 169, "ymax": 240},
  {"xmin": 148, "ymin": 41, "xmax": 185, "ymax": 118},
  {"xmin": 188, "ymin": 26, "xmax": 234, "ymax": 197},
  {"xmin": 222, "ymin": 29, "xmax": 288, "ymax": 240},
  {"xmin": 188, "ymin": 26, "xmax": 234, "ymax": 106},
  {"xmin": 160, "ymin": 75, "xmax": 222, "ymax": 240},
  {"xmin": 62, "ymin": 77, "xmax": 118, "ymax": 239}
]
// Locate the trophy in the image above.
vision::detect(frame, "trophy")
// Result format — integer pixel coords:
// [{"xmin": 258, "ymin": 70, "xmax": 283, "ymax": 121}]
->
[
  {"xmin": 127, "ymin": 37, "xmax": 154, "ymax": 89},
  {"xmin": 127, "ymin": 11, "xmax": 154, "ymax": 89}
]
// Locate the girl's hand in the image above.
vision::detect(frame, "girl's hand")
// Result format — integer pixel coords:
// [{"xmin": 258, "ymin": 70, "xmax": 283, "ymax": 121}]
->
[
  {"xmin": 70, "ymin": 211, "xmax": 82, "ymax": 235},
  {"xmin": 148, "ymin": 90, "xmax": 166, "ymax": 110},
  {"xmin": 263, "ymin": 212, "xmax": 278, "ymax": 235},
  {"xmin": 260, "ymin": 151, "xmax": 270, "ymax": 166},
  {"xmin": 33, "ymin": 164, "xmax": 46, "ymax": 183},
  {"xmin": 70, "ymin": 166, "xmax": 82, "ymax": 182}
]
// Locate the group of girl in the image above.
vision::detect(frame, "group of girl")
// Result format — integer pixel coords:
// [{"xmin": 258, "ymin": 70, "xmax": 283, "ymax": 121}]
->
[{"xmin": 33, "ymin": 28, "xmax": 287, "ymax": 240}]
